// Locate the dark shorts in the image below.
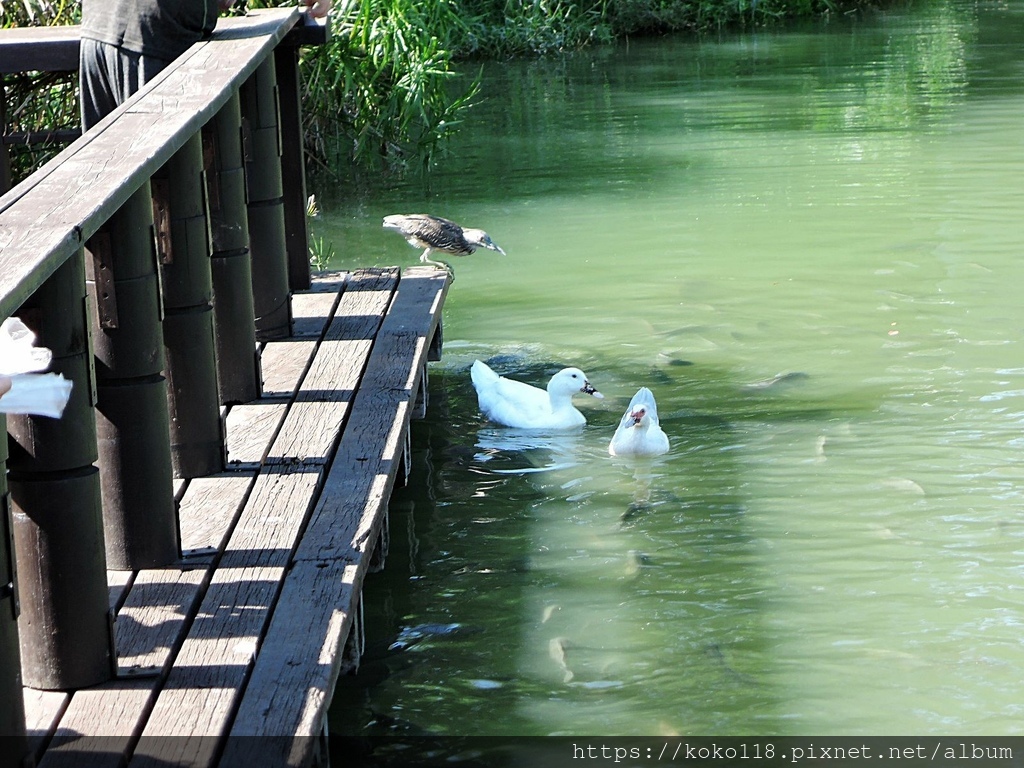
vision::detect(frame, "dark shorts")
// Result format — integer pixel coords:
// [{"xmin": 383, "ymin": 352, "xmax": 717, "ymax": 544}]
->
[{"xmin": 79, "ymin": 37, "xmax": 172, "ymax": 129}]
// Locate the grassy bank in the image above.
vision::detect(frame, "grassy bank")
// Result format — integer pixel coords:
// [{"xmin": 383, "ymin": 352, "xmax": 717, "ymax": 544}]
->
[
  {"xmin": 260, "ymin": 0, "xmax": 892, "ymax": 178},
  {"xmin": 1, "ymin": 0, "xmax": 892, "ymax": 184}
]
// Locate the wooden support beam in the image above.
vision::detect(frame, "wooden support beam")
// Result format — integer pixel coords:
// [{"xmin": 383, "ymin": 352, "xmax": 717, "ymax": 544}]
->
[
  {"xmin": 0, "ymin": 423, "xmax": 30, "ymax": 766},
  {"xmin": 241, "ymin": 57, "xmax": 292, "ymax": 340},
  {"xmin": 154, "ymin": 133, "xmax": 225, "ymax": 479},
  {"xmin": 204, "ymin": 91, "xmax": 261, "ymax": 405},
  {"xmin": 275, "ymin": 44, "xmax": 311, "ymax": 292},
  {"xmin": 88, "ymin": 183, "xmax": 178, "ymax": 570},
  {"xmin": 6, "ymin": 254, "xmax": 114, "ymax": 691}
]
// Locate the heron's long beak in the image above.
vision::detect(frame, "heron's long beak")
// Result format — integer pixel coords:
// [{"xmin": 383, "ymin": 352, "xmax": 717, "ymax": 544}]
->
[{"xmin": 489, "ymin": 243, "xmax": 507, "ymax": 256}]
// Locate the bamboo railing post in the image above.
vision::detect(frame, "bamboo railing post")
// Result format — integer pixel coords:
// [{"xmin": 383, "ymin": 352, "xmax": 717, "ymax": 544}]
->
[
  {"xmin": 203, "ymin": 92, "xmax": 261, "ymax": 405},
  {"xmin": 87, "ymin": 182, "xmax": 179, "ymax": 569},
  {"xmin": 6, "ymin": 253, "xmax": 114, "ymax": 691},
  {"xmin": 241, "ymin": 57, "xmax": 292, "ymax": 340},
  {"xmin": 274, "ymin": 44, "xmax": 311, "ymax": 292},
  {"xmin": 153, "ymin": 132, "xmax": 225, "ymax": 478},
  {"xmin": 0, "ymin": 420, "xmax": 30, "ymax": 763}
]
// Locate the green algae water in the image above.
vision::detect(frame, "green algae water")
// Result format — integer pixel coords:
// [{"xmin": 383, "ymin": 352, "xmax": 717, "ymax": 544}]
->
[{"xmin": 319, "ymin": 0, "xmax": 1024, "ymax": 748}]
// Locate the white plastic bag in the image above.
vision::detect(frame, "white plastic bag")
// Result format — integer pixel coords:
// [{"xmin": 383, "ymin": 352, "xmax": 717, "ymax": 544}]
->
[{"xmin": 0, "ymin": 317, "xmax": 73, "ymax": 419}]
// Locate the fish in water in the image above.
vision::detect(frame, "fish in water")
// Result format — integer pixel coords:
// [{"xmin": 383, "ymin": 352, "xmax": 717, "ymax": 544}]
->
[
  {"xmin": 388, "ymin": 622, "xmax": 481, "ymax": 651},
  {"xmin": 742, "ymin": 371, "xmax": 810, "ymax": 391},
  {"xmin": 549, "ymin": 637, "xmax": 574, "ymax": 683},
  {"xmin": 382, "ymin": 213, "xmax": 506, "ymax": 272}
]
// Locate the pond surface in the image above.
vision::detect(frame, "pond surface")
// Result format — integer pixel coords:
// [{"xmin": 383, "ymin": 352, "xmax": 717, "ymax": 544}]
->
[{"xmin": 320, "ymin": 0, "xmax": 1024, "ymax": 747}]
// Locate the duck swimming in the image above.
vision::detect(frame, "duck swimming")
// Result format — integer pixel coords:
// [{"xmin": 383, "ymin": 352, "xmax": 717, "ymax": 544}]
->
[
  {"xmin": 608, "ymin": 387, "xmax": 669, "ymax": 457},
  {"xmin": 470, "ymin": 360, "xmax": 603, "ymax": 430}
]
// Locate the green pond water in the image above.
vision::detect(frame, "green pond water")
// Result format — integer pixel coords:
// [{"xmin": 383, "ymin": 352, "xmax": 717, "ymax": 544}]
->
[{"xmin": 320, "ymin": 0, "xmax": 1024, "ymax": 746}]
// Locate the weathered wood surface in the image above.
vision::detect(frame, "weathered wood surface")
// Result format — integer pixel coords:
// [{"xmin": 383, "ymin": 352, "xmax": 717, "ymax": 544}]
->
[
  {"xmin": 23, "ymin": 267, "xmax": 450, "ymax": 768},
  {"xmin": 271, "ymin": 269, "xmax": 399, "ymax": 464},
  {"xmin": 0, "ymin": 9, "xmax": 299, "ymax": 322},
  {"xmin": 0, "ymin": 25, "xmax": 79, "ymax": 74},
  {"xmin": 220, "ymin": 267, "xmax": 450, "ymax": 768}
]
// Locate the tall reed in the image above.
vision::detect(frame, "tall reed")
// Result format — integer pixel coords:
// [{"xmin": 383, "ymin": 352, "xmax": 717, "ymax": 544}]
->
[
  {"xmin": 1, "ymin": 0, "xmax": 894, "ymax": 185},
  {"xmin": 294, "ymin": 0, "xmax": 480, "ymax": 178}
]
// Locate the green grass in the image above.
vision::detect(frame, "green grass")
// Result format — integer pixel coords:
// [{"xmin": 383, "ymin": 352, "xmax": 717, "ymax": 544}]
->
[{"xmin": 2, "ymin": 0, "xmax": 903, "ymax": 185}]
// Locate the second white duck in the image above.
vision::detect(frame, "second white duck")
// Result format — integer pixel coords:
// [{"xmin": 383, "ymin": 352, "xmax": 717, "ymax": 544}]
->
[
  {"xmin": 471, "ymin": 360, "xmax": 603, "ymax": 430},
  {"xmin": 608, "ymin": 387, "xmax": 670, "ymax": 457}
]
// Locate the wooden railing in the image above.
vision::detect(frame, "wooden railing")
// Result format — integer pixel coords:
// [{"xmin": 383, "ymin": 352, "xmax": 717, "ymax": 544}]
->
[{"xmin": 0, "ymin": 10, "xmax": 326, "ymax": 764}]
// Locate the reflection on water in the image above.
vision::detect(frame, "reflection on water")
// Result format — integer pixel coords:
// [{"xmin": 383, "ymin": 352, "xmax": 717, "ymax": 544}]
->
[{"xmin": 326, "ymin": 0, "xmax": 1024, "ymax": 745}]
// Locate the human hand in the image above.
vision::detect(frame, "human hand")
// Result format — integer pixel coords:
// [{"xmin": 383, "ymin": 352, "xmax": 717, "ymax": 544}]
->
[{"xmin": 303, "ymin": 0, "xmax": 331, "ymax": 18}]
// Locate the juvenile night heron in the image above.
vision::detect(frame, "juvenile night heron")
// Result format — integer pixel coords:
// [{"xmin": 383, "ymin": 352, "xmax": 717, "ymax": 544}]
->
[{"xmin": 382, "ymin": 213, "xmax": 506, "ymax": 272}]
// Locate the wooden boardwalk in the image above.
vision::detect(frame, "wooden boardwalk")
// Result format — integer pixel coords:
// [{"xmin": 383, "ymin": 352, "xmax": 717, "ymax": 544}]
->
[{"xmin": 21, "ymin": 266, "xmax": 450, "ymax": 768}]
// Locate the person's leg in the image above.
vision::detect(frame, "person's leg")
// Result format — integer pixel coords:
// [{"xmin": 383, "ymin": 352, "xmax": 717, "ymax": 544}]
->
[
  {"xmin": 80, "ymin": 39, "xmax": 172, "ymax": 130},
  {"xmin": 79, "ymin": 38, "xmax": 120, "ymax": 130}
]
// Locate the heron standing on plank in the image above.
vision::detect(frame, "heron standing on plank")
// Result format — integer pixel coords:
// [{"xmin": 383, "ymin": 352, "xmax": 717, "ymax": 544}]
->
[{"xmin": 382, "ymin": 214, "xmax": 506, "ymax": 273}]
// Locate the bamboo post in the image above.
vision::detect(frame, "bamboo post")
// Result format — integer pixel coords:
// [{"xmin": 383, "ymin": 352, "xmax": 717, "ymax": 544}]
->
[
  {"xmin": 0, "ymin": 420, "xmax": 30, "ymax": 762},
  {"xmin": 203, "ymin": 92, "xmax": 261, "ymax": 405},
  {"xmin": 6, "ymin": 253, "xmax": 114, "ymax": 691},
  {"xmin": 274, "ymin": 43, "xmax": 311, "ymax": 292},
  {"xmin": 241, "ymin": 57, "xmax": 292, "ymax": 340},
  {"xmin": 153, "ymin": 132, "xmax": 226, "ymax": 478},
  {"xmin": 87, "ymin": 182, "xmax": 179, "ymax": 569}
]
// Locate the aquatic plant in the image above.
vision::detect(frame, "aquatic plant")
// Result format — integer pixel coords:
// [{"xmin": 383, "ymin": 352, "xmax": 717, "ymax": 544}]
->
[
  {"xmin": 1, "ymin": 0, "xmax": 931, "ymax": 185},
  {"xmin": 291, "ymin": 0, "xmax": 480, "ymax": 177},
  {"xmin": 0, "ymin": 1, "xmax": 79, "ymax": 184}
]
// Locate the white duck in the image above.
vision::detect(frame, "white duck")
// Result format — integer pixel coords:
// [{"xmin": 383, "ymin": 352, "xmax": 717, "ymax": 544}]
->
[
  {"xmin": 608, "ymin": 387, "xmax": 669, "ymax": 457},
  {"xmin": 470, "ymin": 360, "xmax": 603, "ymax": 430}
]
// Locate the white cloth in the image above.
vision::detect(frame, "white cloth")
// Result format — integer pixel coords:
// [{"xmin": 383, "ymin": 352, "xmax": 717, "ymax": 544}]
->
[{"xmin": 0, "ymin": 317, "xmax": 73, "ymax": 419}]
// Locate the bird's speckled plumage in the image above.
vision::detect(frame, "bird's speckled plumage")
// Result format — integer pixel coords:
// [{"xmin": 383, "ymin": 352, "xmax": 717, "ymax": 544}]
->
[{"xmin": 383, "ymin": 213, "xmax": 505, "ymax": 270}]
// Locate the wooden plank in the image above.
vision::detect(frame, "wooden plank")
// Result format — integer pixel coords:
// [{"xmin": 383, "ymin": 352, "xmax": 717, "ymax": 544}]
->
[
  {"xmin": 108, "ymin": 570, "xmax": 134, "ymax": 613},
  {"xmin": 177, "ymin": 472, "xmax": 256, "ymax": 557},
  {"xmin": 39, "ymin": 684, "xmax": 150, "ymax": 768},
  {"xmin": 225, "ymin": 401, "xmax": 288, "ymax": 466},
  {"xmin": 0, "ymin": 9, "xmax": 300, "ymax": 321},
  {"xmin": 131, "ymin": 463, "xmax": 320, "ymax": 765},
  {"xmin": 270, "ymin": 269, "xmax": 398, "ymax": 464},
  {"xmin": 259, "ymin": 339, "xmax": 317, "ymax": 398},
  {"xmin": 291, "ymin": 287, "xmax": 341, "ymax": 338},
  {"xmin": 0, "ymin": 25, "xmax": 79, "ymax": 73},
  {"xmin": 23, "ymin": 687, "xmax": 69, "ymax": 763},
  {"xmin": 40, "ymin": 566, "xmax": 209, "ymax": 768},
  {"xmin": 292, "ymin": 268, "xmax": 448, "ymax": 563},
  {"xmin": 115, "ymin": 567, "xmax": 210, "ymax": 675},
  {"xmin": 220, "ymin": 268, "xmax": 449, "ymax": 766}
]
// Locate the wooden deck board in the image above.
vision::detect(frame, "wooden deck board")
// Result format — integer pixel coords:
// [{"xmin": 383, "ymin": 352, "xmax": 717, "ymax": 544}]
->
[
  {"xmin": 20, "ymin": 267, "xmax": 450, "ymax": 767},
  {"xmin": 40, "ymin": 565, "xmax": 209, "ymax": 768},
  {"xmin": 178, "ymin": 473, "xmax": 258, "ymax": 556},
  {"xmin": 290, "ymin": 288, "xmax": 343, "ymax": 338},
  {"xmin": 225, "ymin": 402, "xmax": 289, "ymax": 467},
  {"xmin": 259, "ymin": 339, "xmax": 318, "ymax": 398},
  {"xmin": 270, "ymin": 269, "xmax": 398, "ymax": 464},
  {"xmin": 220, "ymin": 268, "xmax": 449, "ymax": 767}
]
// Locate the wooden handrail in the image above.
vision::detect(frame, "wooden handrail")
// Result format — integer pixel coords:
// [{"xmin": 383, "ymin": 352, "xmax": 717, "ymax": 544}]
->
[
  {"xmin": 0, "ymin": 8, "xmax": 300, "ymax": 321},
  {"xmin": 0, "ymin": 14, "xmax": 328, "ymax": 75}
]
